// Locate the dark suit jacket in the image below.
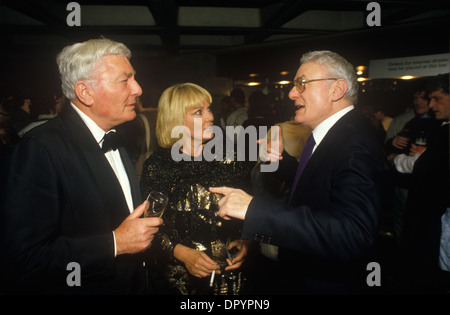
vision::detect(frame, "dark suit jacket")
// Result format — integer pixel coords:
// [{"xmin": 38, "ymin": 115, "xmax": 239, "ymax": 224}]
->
[
  {"xmin": 403, "ymin": 123, "xmax": 449, "ymax": 275},
  {"xmin": 0, "ymin": 105, "xmax": 148, "ymax": 294},
  {"xmin": 243, "ymin": 109, "xmax": 385, "ymax": 294}
]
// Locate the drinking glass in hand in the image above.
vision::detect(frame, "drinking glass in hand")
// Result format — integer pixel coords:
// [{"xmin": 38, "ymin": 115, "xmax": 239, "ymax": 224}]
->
[
  {"xmin": 145, "ymin": 191, "xmax": 168, "ymax": 218},
  {"xmin": 415, "ymin": 130, "xmax": 427, "ymax": 153}
]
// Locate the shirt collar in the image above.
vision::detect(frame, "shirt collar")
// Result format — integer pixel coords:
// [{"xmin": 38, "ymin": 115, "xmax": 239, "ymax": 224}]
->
[
  {"xmin": 312, "ymin": 105, "xmax": 354, "ymax": 149},
  {"xmin": 70, "ymin": 102, "xmax": 115, "ymax": 146}
]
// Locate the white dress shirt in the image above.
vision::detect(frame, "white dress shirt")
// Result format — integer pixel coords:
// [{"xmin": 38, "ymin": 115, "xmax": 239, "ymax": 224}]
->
[
  {"xmin": 71, "ymin": 103, "xmax": 134, "ymax": 257},
  {"xmin": 71, "ymin": 103, "xmax": 134, "ymax": 213},
  {"xmin": 311, "ymin": 105, "xmax": 354, "ymax": 154}
]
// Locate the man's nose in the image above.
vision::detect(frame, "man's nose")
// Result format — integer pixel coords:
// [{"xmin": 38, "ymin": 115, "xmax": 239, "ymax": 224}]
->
[
  {"xmin": 131, "ymin": 78, "xmax": 143, "ymax": 96},
  {"xmin": 428, "ymin": 99, "xmax": 435, "ymax": 109},
  {"xmin": 288, "ymin": 85, "xmax": 299, "ymax": 100}
]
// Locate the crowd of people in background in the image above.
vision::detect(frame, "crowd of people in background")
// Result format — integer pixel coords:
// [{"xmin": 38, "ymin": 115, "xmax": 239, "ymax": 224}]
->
[
  {"xmin": 0, "ymin": 92, "xmax": 67, "ymax": 158},
  {"xmin": 0, "ymin": 38, "xmax": 448, "ymax": 295}
]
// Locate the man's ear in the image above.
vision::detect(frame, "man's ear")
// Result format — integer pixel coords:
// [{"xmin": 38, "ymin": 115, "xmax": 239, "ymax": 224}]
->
[
  {"xmin": 330, "ymin": 79, "xmax": 348, "ymax": 102},
  {"xmin": 74, "ymin": 81, "xmax": 95, "ymax": 106}
]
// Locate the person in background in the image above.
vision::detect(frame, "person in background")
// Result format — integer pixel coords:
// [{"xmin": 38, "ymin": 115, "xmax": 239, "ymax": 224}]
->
[
  {"xmin": 386, "ymin": 89, "xmax": 439, "ymax": 159},
  {"xmin": 226, "ymin": 88, "xmax": 248, "ymax": 128},
  {"xmin": 385, "ymin": 89, "xmax": 440, "ymax": 246},
  {"xmin": 242, "ymin": 90, "xmax": 277, "ymax": 134},
  {"xmin": 118, "ymin": 97, "xmax": 158, "ymax": 182},
  {"xmin": 18, "ymin": 93, "xmax": 66, "ymax": 137},
  {"xmin": 372, "ymin": 106, "xmax": 393, "ymax": 133},
  {"xmin": 218, "ymin": 95, "xmax": 234, "ymax": 130},
  {"xmin": 0, "ymin": 107, "xmax": 18, "ymax": 162},
  {"xmin": 0, "ymin": 38, "xmax": 162, "ymax": 294},
  {"xmin": 396, "ymin": 73, "xmax": 450, "ymax": 293},
  {"xmin": 210, "ymin": 50, "xmax": 385, "ymax": 294},
  {"xmin": 6, "ymin": 94, "xmax": 33, "ymax": 134},
  {"xmin": 384, "ymin": 88, "xmax": 428, "ymax": 145}
]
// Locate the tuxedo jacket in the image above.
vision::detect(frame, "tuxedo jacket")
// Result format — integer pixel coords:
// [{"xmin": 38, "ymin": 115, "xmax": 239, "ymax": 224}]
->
[
  {"xmin": 243, "ymin": 109, "xmax": 385, "ymax": 293},
  {"xmin": 0, "ymin": 105, "xmax": 147, "ymax": 294}
]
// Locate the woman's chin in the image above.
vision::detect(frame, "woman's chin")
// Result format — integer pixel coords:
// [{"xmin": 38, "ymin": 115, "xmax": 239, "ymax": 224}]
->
[{"xmin": 203, "ymin": 131, "xmax": 214, "ymax": 140}]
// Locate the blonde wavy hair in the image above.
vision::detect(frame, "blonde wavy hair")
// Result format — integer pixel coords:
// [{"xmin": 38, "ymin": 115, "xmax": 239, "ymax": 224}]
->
[{"xmin": 156, "ymin": 83, "xmax": 212, "ymax": 148}]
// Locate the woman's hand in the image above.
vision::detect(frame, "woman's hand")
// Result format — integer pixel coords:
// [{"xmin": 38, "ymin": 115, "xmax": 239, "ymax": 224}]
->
[
  {"xmin": 173, "ymin": 244, "xmax": 219, "ymax": 278},
  {"xmin": 225, "ymin": 239, "xmax": 251, "ymax": 271}
]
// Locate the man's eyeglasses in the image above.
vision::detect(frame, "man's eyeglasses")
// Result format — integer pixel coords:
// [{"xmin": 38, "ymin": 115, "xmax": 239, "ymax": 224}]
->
[{"xmin": 293, "ymin": 76, "xmax": 338, "ymax": 93}]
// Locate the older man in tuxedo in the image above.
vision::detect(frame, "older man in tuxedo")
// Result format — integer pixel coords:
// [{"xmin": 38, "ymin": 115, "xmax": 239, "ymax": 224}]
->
[
  {"xmin": 211, "ymin": 51, "xmax": 385, "ymax": 294},
  {"xmin": 0, "ymin": 39, "xmax": 162, "ymax": 294}
]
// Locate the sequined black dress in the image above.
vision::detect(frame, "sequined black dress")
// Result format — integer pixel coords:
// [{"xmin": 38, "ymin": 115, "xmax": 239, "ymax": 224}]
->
[{"xmin": 141, "ymin": 147, "xmax": 253, "ymax": 295}]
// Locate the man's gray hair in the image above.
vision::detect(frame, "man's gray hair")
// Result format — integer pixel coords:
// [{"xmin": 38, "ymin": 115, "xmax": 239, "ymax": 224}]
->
[
  {"xmin": 301, "ymin": 50, "xmax": 359, "ymax": 104},
  {"xmin": 56, "ymin": 38, "xmax": 131, "ymax": 100}
]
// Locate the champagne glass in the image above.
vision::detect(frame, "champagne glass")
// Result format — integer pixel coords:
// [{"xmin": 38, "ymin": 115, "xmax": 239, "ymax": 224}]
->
[
  {"xmin": 144, "ymin": 191, "xmax": 168, "ymax": 218},
  {"xmin": 226, "ymin": 238, "xmax": 239, "ymax": 262},
  {"xmin": 210, "ymin": 240, "xmax": 227, "ymax": 290},
  {"xmin": 211, "ymin": 240, "xmax": 227, "ymax": 268}
]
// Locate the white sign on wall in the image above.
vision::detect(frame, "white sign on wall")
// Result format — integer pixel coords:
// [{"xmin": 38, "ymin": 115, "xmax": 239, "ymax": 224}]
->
[{"xmin": 369, "ymin": 53, "xmax": 449, "ymax": 79}]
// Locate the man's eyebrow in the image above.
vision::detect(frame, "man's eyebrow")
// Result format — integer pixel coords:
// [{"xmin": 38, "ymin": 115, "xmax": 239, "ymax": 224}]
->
[
  {"xmin": 116, "ymin": 70, "xmax": 135, "ymax": 80},
  {"xmin": 126, "ymin": 70, "xmax": 136, "ymax": 77}
]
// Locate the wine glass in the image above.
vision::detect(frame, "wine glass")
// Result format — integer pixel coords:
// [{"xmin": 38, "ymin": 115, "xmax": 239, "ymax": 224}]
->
[
  {"xmin": 209, "ymin": 240, "xmax": 227, "ymax": 290},
  {"xmin": 210, "ymin": 240, "xmax": 227, "ymax": 268},
  {"xmin": 144, "ymin": 191, "xmax": 168, "ymax": 218},
  {"xmin": 226, "ymin": 238, "xmax": 239, "ymax": 262}
]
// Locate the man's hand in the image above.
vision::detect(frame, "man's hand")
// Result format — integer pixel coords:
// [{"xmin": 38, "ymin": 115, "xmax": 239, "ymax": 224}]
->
[
  {"xmin": 114, "ymin": 201, "xmax": 162, "ymax": 255},
  {"xmin": 208, "ymin": 187, "xmax": 253, "ymax": 221},
  {"xmin": 409, "ymin": 143, "xmax": 427, "ymax": 155},
  {"xmin": 392, "ymin": 135, "xmax": 409, "ymax": 150},
  {"xmin": 225, "ymin": 239, "xmax": 251, "ymax": 271},
  {"xmin": 257, "ymin": 125, "xmax": 284, "ymax": 162}
]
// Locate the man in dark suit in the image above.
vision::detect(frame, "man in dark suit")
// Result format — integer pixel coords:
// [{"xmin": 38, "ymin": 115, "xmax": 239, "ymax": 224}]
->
[
  {"xmin": 210, "ymin": 50, "xmax": 385, "ymax": 294},
  {"xmin": 397, "ymin": 73, "xmax": 450, "ymax": 293},
  {"xmin": 0, "ymin": 38, "xmax": 162, "ymax": 294}
]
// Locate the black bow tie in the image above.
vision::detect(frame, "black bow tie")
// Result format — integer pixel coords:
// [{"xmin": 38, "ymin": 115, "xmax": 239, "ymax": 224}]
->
[{"xmin": 101, "ymin": 131, "xmax": 119, "ymax": 153}]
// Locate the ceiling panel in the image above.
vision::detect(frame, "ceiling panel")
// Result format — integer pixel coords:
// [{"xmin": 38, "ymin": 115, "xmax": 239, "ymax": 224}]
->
[
  {"xmin": 178, "ymin": 6, "xmax": 261, "ymax": 27},
  {"xmin": 0, "ymin": 0, "xmax": 448, "ymax": 101},
  {"xmin": 283, "ymin": 10, "xmax": 365, "ymax": 30},
  {"xmin": 81, "ymin": 5, "xmax": 156, "ymax": 26},
  {"xmin": 0, "ymin": 0, "xmax": 447, "ymax": 57}
]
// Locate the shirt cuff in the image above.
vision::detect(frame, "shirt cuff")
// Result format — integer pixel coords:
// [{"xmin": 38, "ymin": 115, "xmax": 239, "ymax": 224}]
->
[
  {"xmin": 393, "ymin": 153, "xmax": 421, "ymax": 173},
  {"xmin": 112, "ymin": 231, "xmax": 117, "ymax": 257}
]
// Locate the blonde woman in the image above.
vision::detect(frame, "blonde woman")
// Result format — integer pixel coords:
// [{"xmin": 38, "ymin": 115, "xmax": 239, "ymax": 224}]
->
[{"xmin": 141, "ymin": 83, "xmax": 253, "ymax": 295}]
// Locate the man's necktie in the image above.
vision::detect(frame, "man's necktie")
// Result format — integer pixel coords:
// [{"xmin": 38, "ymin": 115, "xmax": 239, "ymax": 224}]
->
[
  {"xmin": 101, "ymin": 131, "xmax": 119, "ymax": 153},
  {"xmin": 288, "ymin": 134, "xmax": 316, "ymax": 204}
]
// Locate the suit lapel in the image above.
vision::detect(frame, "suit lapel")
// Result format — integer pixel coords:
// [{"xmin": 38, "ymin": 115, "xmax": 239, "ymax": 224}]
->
[
  {"xmin": 296, "ymin": 110, "xmax": 355, "ymax": 190},
  {"xmin": 60, "ymin": 106, "xmax": 131, "ymax": 222},
  {"xmin": 119, "ymin": 147, "xmax": 142, "ymax": 208}
]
